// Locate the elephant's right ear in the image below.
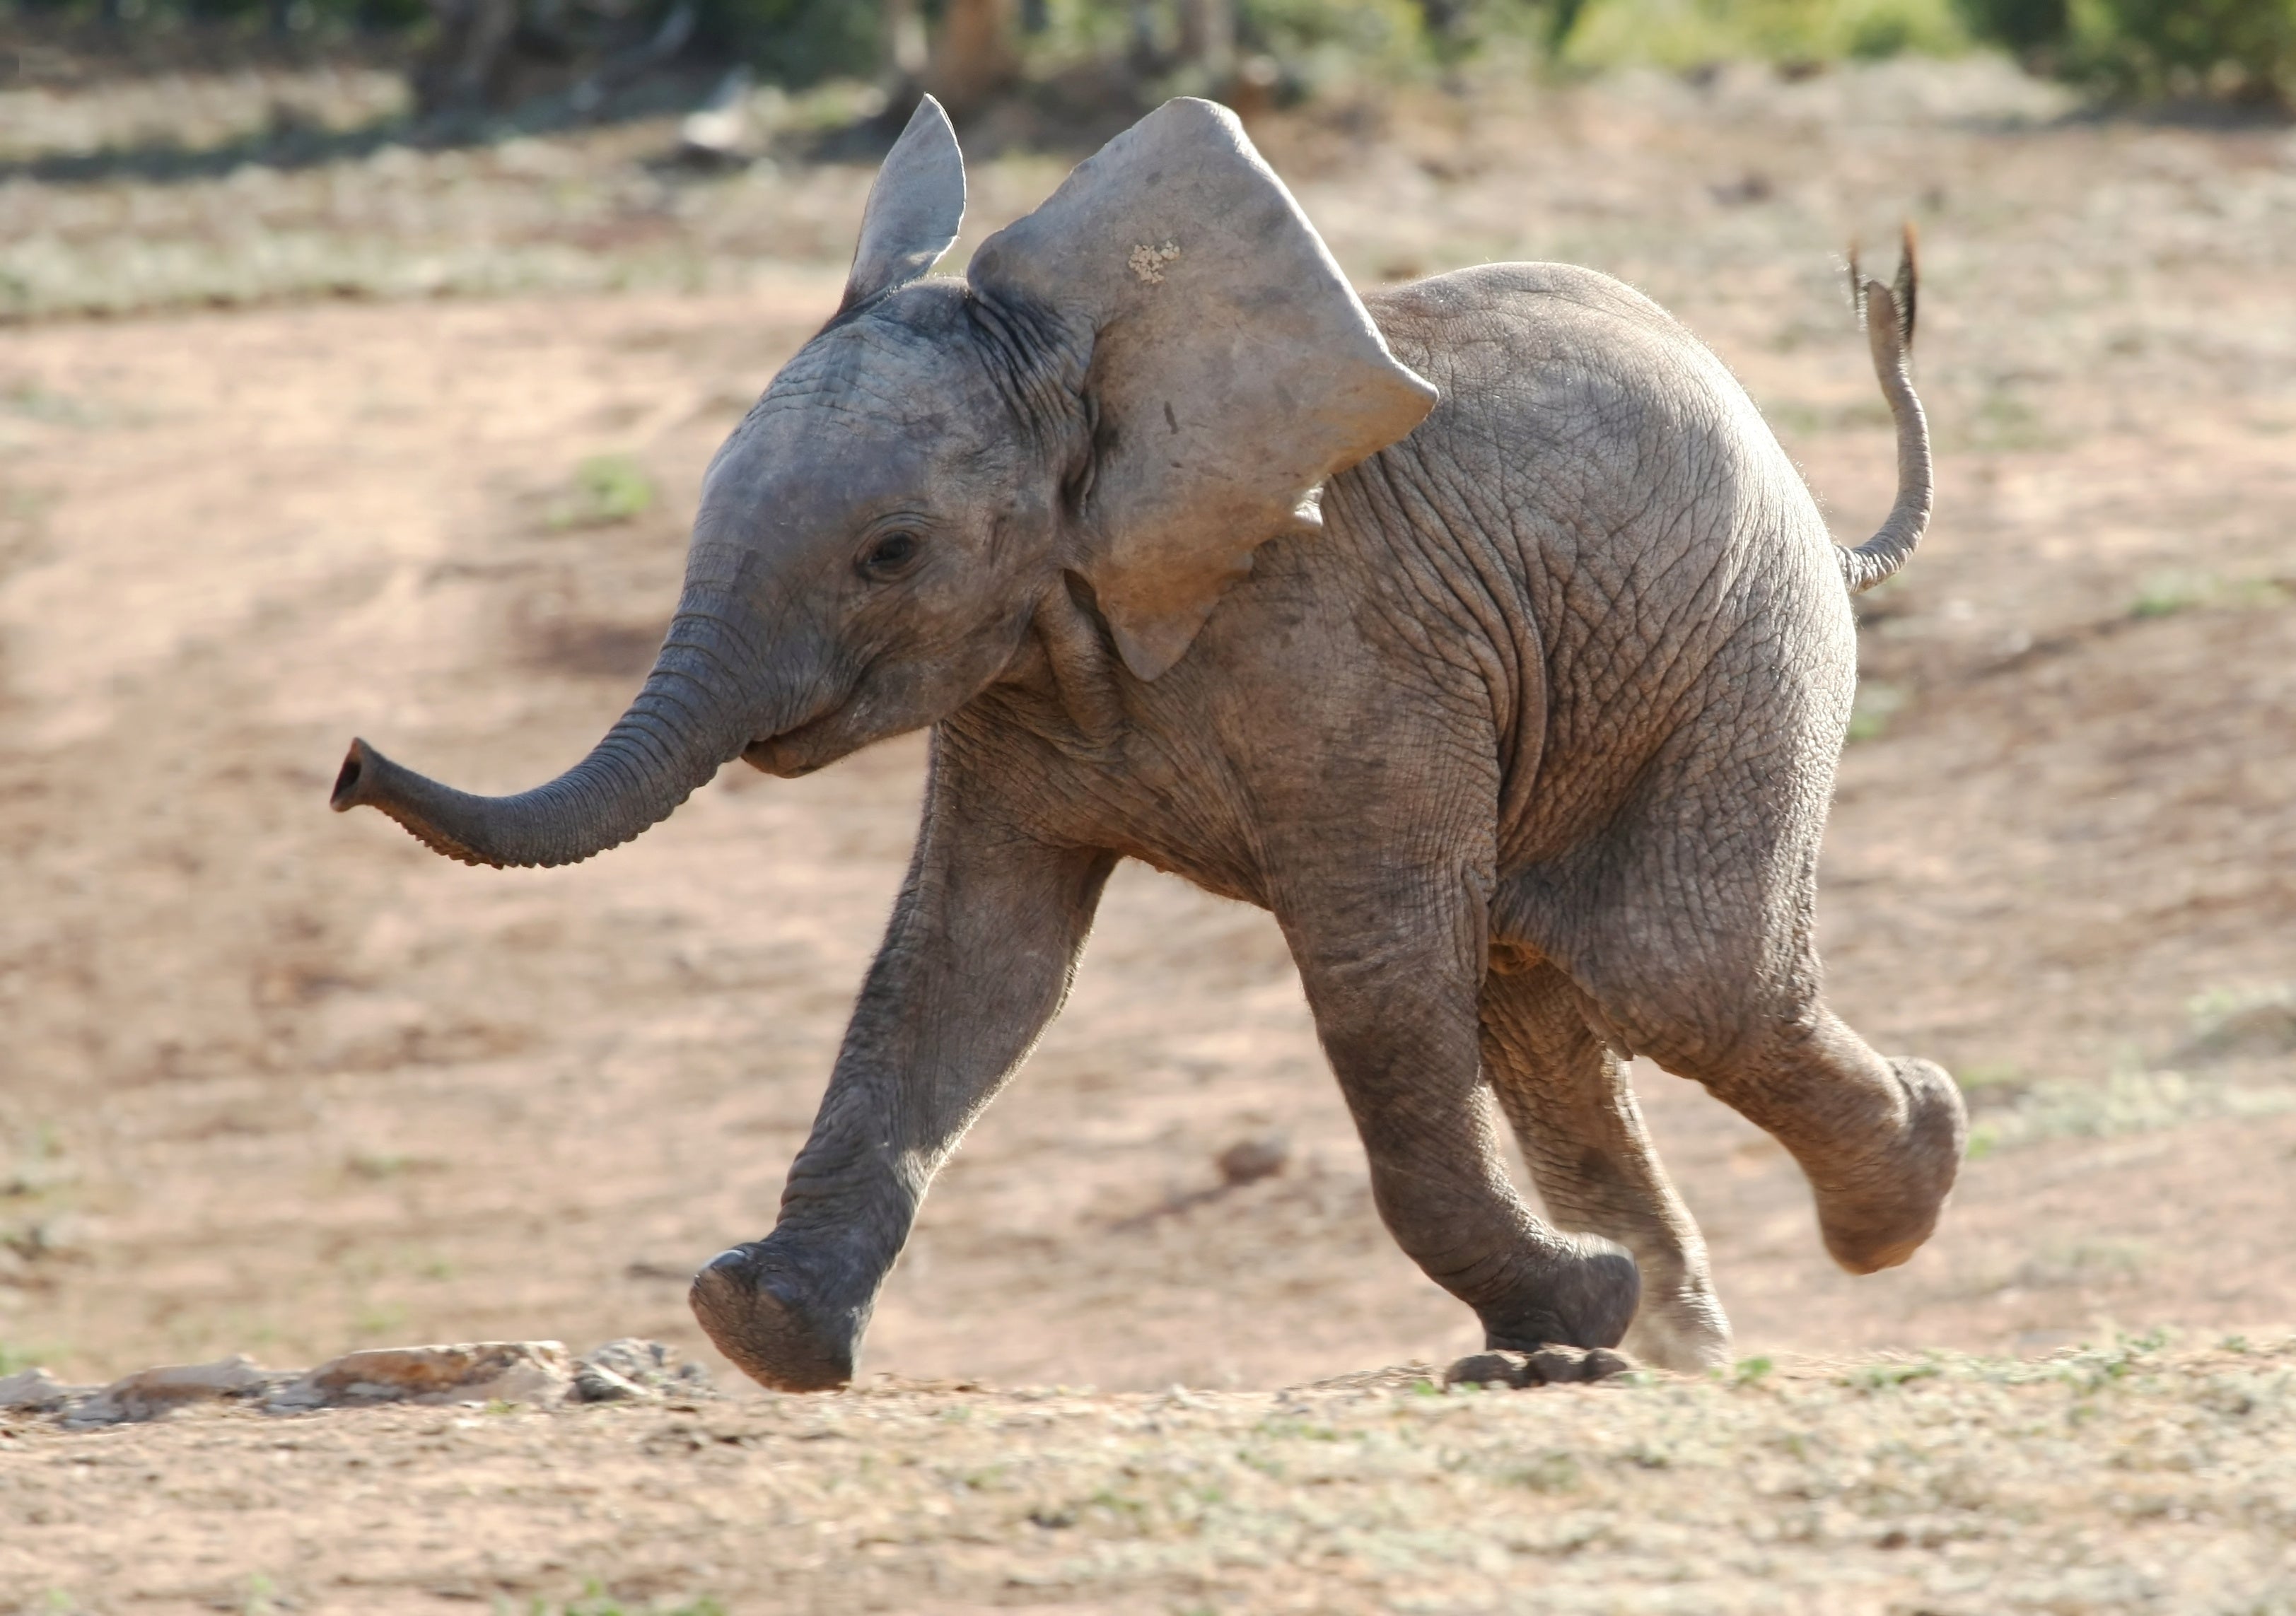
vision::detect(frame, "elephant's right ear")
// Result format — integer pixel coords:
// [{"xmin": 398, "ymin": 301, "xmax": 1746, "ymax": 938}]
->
[
  {"xmin": 841, "ymin": 95, "xmax": 966, "ymax": 313},
  {"xmin": 967, "ymin": 98, "xmax": 1435, "ymax": 680}
]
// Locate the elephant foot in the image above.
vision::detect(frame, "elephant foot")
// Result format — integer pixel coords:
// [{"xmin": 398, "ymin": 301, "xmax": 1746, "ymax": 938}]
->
[
  {"xmin": 1445, "ymin": 1345, "xmax": 1636, "ymax": 1389},
  {"xmin": 1814, "ymin": 1056, "xmax": 1969, "ymax": 1275},
  {"xmin": 1621, "ymin": 1277, "xmax": 1733, "ymax": 1374},
  {"xmin": 688, "ymin": 1246, "xmax": 857, "ymax": 1393},
  {"xmin": 1476, "ymin": 1234, "xmax": 1641, "ymax": 1357}
]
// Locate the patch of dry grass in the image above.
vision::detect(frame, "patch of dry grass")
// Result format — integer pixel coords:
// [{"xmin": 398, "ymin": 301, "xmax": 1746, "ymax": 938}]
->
[{"xmin": 6, "ymin": 1337, "xmax": 2294, "ymax": 1613}]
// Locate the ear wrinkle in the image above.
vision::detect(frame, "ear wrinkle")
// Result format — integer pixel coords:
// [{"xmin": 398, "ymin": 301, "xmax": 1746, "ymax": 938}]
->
[
  {"xmin": 1031, "ymin": 573, "xmax": 1126, "ymax": 745},
  {"xmin": 962, "ymin": 286, "xmax": 1097, "ymax": 545},
  {"xmin": 1059, "ymin": 390, "xmax": 1100, "ymax": 516},
  {"xmin": 964, "ymin": 288, "xmax": 1089, "ymax": 447}
]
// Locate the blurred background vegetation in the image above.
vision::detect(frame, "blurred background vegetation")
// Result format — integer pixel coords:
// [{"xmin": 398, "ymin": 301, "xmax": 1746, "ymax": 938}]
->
[{"xmin": 0, "ymin": 0, "xmax": 2288, "ymax": 119}]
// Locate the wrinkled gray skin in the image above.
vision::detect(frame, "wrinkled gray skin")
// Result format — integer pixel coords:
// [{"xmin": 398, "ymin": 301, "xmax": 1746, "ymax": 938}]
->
[{"xmin": 334, "ymin": 97, "xmax": 1965, "ymax": 1387}]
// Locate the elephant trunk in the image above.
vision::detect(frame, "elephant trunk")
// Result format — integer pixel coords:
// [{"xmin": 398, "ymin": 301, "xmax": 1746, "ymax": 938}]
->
[{"xmin": 331, "ymin": 599, "xmax": 766, "ymax": 870}]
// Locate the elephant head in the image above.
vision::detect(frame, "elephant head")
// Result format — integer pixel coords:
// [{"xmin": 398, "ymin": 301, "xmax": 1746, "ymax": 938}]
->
[{"xmin": 331, "ymin": 96, "xmax": 1436, "ymax": 867}]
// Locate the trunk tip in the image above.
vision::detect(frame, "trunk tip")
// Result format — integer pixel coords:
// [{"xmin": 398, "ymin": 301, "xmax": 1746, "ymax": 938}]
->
[{"xmin": 330, "ymin": 738, "xmax": 378, "ymax": 812}]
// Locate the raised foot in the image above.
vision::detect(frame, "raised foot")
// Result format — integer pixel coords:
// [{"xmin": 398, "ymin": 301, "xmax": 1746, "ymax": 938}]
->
[
  {"xmin": 1445, "ymin": 1345, "xmax": 1636, "ymax": 1390},
  {"xmin": 1817, "ymin": 1056, "xmax": 1969, "ymax": 1275},
  {"xmin": 687, "ymin": 1246, "xmax": 855, "ymax": 1393}
]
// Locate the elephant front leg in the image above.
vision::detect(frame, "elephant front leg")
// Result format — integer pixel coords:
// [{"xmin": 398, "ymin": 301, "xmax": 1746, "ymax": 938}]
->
[
  {"xmin": 1282, "ymin": 878, "xmax": 1642, "ymax": 1377},
  {"xmin": 690, "ymin": 778, "xmax": 1115, "ymax": 1392}
]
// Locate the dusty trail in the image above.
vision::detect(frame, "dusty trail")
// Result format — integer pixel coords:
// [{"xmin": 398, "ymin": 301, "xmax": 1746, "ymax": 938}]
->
[{"xmin": 8, "ymin": 1340, "xmax": 2296, "ymax": 1614}]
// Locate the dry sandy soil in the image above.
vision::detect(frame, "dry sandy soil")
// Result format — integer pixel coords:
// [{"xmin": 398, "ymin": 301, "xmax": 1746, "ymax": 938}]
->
[
  {"xmin": 0, "ymin": 49, "xmax": 2292, "ymax": 1614},
  {"xmin": 11, "ymin": 1339, "xmax": 2296, "ymax": 1615}
]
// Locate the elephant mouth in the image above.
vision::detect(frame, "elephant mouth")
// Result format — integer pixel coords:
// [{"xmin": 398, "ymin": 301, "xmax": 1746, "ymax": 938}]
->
[
  {"xmin": 742, "ymin": 718, "xmax": 837, "ymax": 778},
  {"xmin": 743, "ymin": 742, "xmax": 824, "ymax": 778},
  {"xmin": 738, "ymin": 675, "xmax": 858, "ymax": 778}
]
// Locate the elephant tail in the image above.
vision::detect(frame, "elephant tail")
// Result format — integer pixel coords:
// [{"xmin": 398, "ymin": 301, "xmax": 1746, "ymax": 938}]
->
[{"xmin": 1834, "ymin": 226, "xmax": 1930, "ymax": 596}]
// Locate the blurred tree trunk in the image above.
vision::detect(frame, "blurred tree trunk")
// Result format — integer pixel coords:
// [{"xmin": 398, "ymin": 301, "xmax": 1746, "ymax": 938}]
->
[
  {"xmin": 883, "ymin": 0, "xmax": 929, "ymax": 97},
  {"xmin": 926, "ymin": 0, "xmax": 1020, "ymax": 117},
  {"xmin": 409, "ymin": 0, "xmax": 692, "ymax": 120},
  {"xmin": 1416, "ymin": 0, "xmax": 1466, "ymax": 37},
  {"xmin": 1128, "ymin": 0, "xmax": 1160, "ymax": 71},
  {"xmin": 414, "ymin": 0, "xmax": 520, "ymax": 117},
  {"xmin": 1177, "ymin": 0, "xmax": 1235, "ymax": 79}
]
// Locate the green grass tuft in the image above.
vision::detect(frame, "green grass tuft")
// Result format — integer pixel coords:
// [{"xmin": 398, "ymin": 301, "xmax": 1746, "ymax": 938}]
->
[
  {"xmin": 550, "ymin": 455, "xmax": 655, "ymax": 529},
  {"xmin": 1561, "ymin": 0, "xmax": 1974, "ymax": 70},
  {"xmin": 1847, "ymin": 678, "xmax": 1909, "ymax": 742},
  {"xmin": 518, "ymin": 1581, "xmax": 727, "ymax": 1616}
]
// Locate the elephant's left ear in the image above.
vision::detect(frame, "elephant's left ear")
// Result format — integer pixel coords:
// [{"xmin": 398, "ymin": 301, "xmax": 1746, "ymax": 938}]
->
[
  {"xmin": 967, "ymin": 98, "xmax": 1437, "ymax": 680},
  {"xmin": 842, "ymin": 95, "xmax": 966, "ymax": 312}
]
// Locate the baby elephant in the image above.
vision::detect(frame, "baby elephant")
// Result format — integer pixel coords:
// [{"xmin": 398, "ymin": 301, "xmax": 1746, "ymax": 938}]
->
[{"xmin": 333, "ymin": 96, "xmax": 1966, "ymax": 1386}]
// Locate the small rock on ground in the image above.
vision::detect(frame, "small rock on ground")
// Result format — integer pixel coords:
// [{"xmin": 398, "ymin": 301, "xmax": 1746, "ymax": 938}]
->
[{"xmin": 4, "ymin": 1340, "xmax": 710, "ymax": 1426}]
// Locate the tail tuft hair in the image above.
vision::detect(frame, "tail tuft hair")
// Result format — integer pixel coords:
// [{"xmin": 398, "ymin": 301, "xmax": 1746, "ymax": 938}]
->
[{"xmin": 1849, "ymin": 223, "xmax": 1918, "ymax": 352}]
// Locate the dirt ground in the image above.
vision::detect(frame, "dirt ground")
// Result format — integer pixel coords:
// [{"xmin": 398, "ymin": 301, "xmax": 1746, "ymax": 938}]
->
[
  {"xmin": 11, "ymin": 1339, "xmax": 2296, "ymax": 1615},
  {"xmin": 0, "ymin": 50, "xmax": 2293, "ymax": 1614}
]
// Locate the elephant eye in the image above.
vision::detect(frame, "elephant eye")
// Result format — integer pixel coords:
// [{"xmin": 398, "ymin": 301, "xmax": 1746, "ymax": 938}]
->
[{"xmin": 857, "ymin": 529, "xmax": 921, "ymax": 580}]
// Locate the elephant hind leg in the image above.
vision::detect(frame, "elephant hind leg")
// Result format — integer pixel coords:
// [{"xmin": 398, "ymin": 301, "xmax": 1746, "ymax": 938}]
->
[
  {"xmin": 1480, "ymin": 957, "xmax": 1731, "ymax": 1373},
  {"xmin": 1555, "ymin": 920, "xmax": 1966, "ymax": 1277},
  {"xmin": 1500, "ymin": 776, "xmax": 1966, "ymax": 1279}
]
